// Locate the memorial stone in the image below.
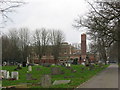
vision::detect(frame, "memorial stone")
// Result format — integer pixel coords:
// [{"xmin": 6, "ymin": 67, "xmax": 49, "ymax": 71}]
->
[
  {"xmin": 6, "ymin": 71, "xmax": 10, "ymax": 79},
  {"xmin": 51, "ymin": 67, "xmax": 61, "ymax": 75},
  {"xmin": 11, "ymin": 71, "xmax": 19, "ymax": 80},
  {"xmin": 1, "ymin": 70, "xmax": 7, "ymax": 79},
  {"xmin": 26, "ymin": 73, "xmax": 32, "ymax": 80},
  {"xmin": 41, "ymin": 75, "xmax": 51, "ymax": 88},
  {"xmin": 53, "ymin": 80, "xmax": 71, "ymax": 85},
  {"xmin": 28, "ymin": 66, "xmax": 32, "ymax": 72}
]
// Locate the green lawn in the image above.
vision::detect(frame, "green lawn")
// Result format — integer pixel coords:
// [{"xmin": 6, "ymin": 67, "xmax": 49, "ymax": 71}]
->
[{"xmin": 2, "ymin": 64, "xmax": 109, "ymax": 88}]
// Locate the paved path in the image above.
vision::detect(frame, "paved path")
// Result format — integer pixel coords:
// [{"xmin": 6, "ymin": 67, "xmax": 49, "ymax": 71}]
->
[{"xmin": 77, "ymin": 64, "xmax": 118, "ymax": 88}]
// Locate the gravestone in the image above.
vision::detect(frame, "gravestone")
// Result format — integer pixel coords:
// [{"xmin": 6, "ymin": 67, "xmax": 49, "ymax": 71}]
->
[
  {"xmin": 53, "ymin": 80, "xmax": 71, "ymax": 85},
  {"xmin": 6, "ymin": 71, "xmax": 10, "ymax": 79},
  {"xmin": 68, "ymin": 63, "xmax": 71, "ymax": 67},
  {"xmin": 28, "ymin": 66, "xmax": 32, "ymax": 72},
  {"xmin": 65, "ymin": 63, "xmax": 68, "ymax": 67},
  {"xmin": 11, "ymin": 71, "xmax": 19, "ymax": 80},
  {"xmin": 26, "ymin": 73, "xmax": 32, "ymax": 80},
  {"xmin": 1, "ymin": 70, "xmax": 7, "ymax": 79},
  {"xmin": 20, "ymin": 64, "xmax": 22, "ymax": 67},
  {"xmin": 81, "ymin": 62, "xmax": 85, "ymax": 66},
  {"xmin": 51, "ymin": 64, "xmax": 55, "ymax": 66},
  {"xmin": 51, "ymin": 67, "xmax": 62, "ymax": 75},
  {"xmin": 41, "ymin": 75, "xmax": 51, "ymax": 88}
]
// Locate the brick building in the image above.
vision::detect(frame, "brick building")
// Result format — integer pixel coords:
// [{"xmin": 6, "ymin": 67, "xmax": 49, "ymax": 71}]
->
[{"xmin": 28, "ymin": 34, "xmax": 96, "ymax": 64}]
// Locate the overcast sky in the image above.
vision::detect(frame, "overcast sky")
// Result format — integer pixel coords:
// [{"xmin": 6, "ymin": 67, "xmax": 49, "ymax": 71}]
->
[{"xmin": 3, "ymin": 0, "xmax": 91, "ymax": 44}]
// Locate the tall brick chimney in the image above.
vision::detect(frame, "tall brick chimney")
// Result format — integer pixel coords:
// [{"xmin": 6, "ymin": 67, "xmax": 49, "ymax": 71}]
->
[{"xmin": 81, "ymin": 34, "xmax": 86, "ymax": 60}]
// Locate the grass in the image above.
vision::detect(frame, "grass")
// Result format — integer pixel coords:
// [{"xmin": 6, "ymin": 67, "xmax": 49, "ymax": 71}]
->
[{"xmin": 2, "ymin": 64, "xmax": 109, "ymax": 88}]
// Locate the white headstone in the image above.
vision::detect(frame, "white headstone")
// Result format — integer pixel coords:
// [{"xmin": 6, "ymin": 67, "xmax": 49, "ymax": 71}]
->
[
  {"xmin": 6, "ymin": 71, "xmax": 10, "ymax": 79},
  {"xmin": 28, "ymin": 66, "xmax": 32, "ymax": 72},
  {"xmin": 81, "ymin": 62, "xmax": 85, "ymax": 66},
  {"xmin": 65, "ymin": 63, "xmax": 68, "ymax": 67},
  {"xmin": 11, "ymin": 71, "xmax": 19, "ymax": 80},
  {"xmin": 0, "ymin": 70, "xmax": 7, "ymax": 79},
  {"xmin": 68, "ymin": 63, "xmax": 71, "ymax": 67},
  {"xmin": 19, "ymin": 64, "xmax": 22, "ymax": 67},
  {"xmin": 53, "ymin": 80, "xmax": 71, "ymax": 85}
]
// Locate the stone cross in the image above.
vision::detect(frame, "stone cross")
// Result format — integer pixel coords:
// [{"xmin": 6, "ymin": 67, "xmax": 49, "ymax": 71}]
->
[
  {"xmin": 11, "ymin": 71, "xmax": 19, "ymax": 80},
  {"xmin": 41, "ymin": 75, "xmax": 51, "ymax": 88}
]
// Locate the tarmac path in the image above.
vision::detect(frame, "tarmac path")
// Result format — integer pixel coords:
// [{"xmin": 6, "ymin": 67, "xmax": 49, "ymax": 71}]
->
[{"xmin": 77, "ymin": 64, "xmax": 118, "ymax": 88}]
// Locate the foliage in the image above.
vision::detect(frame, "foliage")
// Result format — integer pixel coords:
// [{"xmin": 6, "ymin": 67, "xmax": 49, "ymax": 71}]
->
[{"xmin": 73, "ymin": 1, "xmax": 120, "ymax": 64}]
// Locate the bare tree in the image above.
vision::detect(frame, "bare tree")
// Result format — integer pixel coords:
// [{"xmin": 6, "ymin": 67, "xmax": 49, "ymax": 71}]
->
[
  {"xmin": 73, "ymin": 1, "xmax": 120, "ymax": 64},
  {"xmin": 33, "ymin": 29, "xmax": 42, "ymax": 61},
  {"xmin": 0, "ymin": 0, "xmax": 25, "ymax": 26},
  {"xmin": 50, "ymin": 30, "xmax": 65, "ymax": 62},
  {"xmin": 2, "ymin": 28, "xmax": 21, "ymax": 63},
  {"xmin": 41, "ymin": 28, "xmax": 50, "ymax": 56},
  {"xmin": 18, "ymin": 27, "xmax": 30, "ymax": 62},
  {"xmin": 33, "ymin": 28, "xmax": 51, "ymax": 63}
]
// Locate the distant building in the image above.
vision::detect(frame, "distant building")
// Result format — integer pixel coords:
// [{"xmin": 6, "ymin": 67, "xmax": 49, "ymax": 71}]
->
[{"xmin": 28, "ymin": 34, "xmax": 96, "ymax": 64}]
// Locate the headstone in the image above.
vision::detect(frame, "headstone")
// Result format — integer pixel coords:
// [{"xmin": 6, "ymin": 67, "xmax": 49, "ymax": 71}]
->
[
  {"xmin": 51, "ymin": 64, "xmax": 55, "ymax": 66},
  {"xmin": 81, "ymin": 62, "xmax": 85, "ymax": 66},
  {"xmin": 53, "ymin": 80, "xmax": 71, "ymax": 85},
  {"xmin": 11, "ymin": 71, "xmax": 19, "ymax": 80},
  {"xmin": 106, "ymin": 61, "xmax": 109, "ymax": 64},
  {"xmin": 51, "ymin": 67, "xmax": 62, "ymax": 75},
  {"xmin": 26, "ymin": 73, "xmax": 32, "ymax": 80},
  {"xmin": 1, "ymin": 70, "xmax": 7, "ymax": 79},
  {"xmin": 20, "ymin": 64, "xmax": 22, "ymax": 67},
  {"xmin": 6, "ymin": 71, "xmax": 10, "ymax": 79},
  {"xmin": 28, "ymin": 66, "xmax": 32, "ymax": 72},
  {"xmin": 68, "ymin": 63, "xmax": 71, "ymax": 67},
  {"xmin": 65, "ymin": 63, "xmax": 68, "ymax": 67},
  {"xmin": 41, "ymin": 75, "xmax": 51, "ymax": 88}
]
